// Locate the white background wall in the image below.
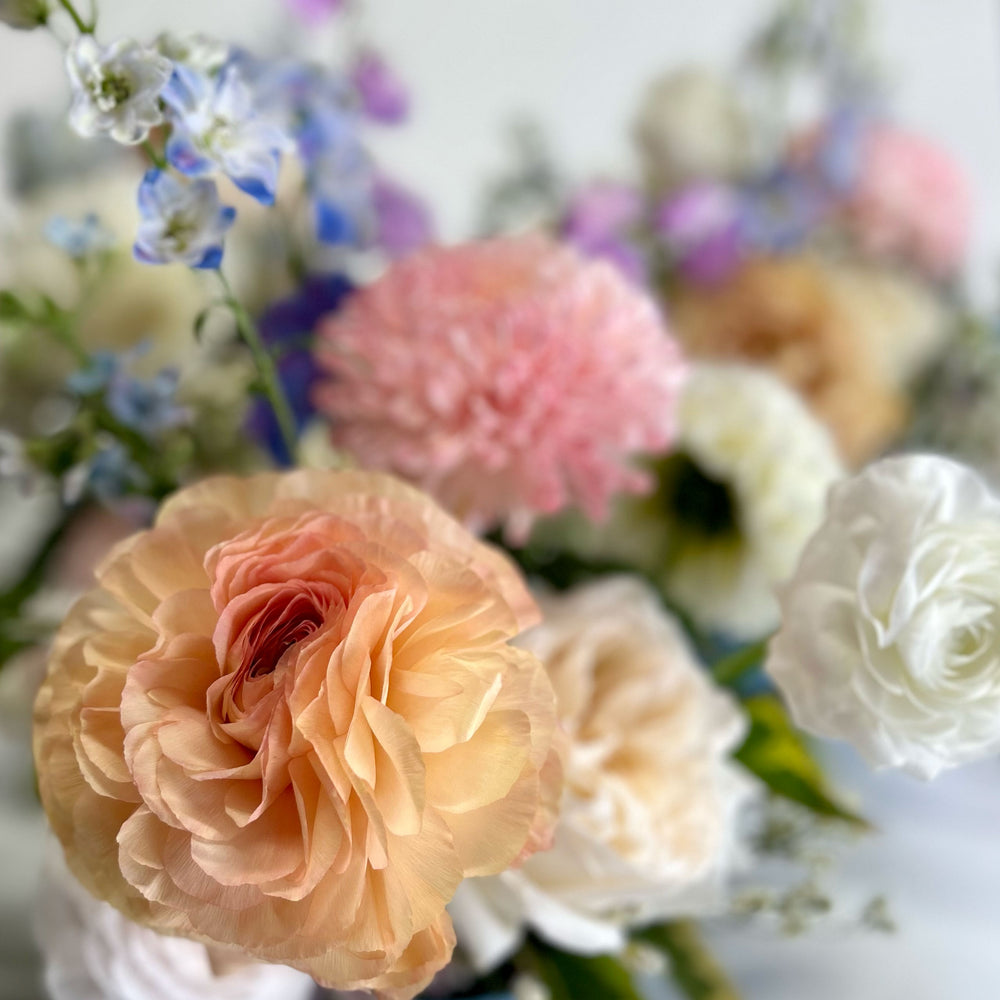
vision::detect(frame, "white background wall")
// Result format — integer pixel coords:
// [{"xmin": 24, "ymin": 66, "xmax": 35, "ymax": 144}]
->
[{"xmin": 2, "ymin": 3, "xmax": 1000, "ymax": 999}]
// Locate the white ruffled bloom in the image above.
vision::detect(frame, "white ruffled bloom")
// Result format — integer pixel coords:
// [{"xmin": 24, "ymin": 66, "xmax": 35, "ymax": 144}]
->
[
  {"xmin": 449, "ymin": 577, "xmax": 752, "ymax": 972},
  {"xmin": 633, "ymin": 68, "xmax": 751, "ymax": 193},
  {"xmin": 155, "ymin": 32, "xmax": 231, "ymax": 76},
  {"xmin": 36, "ymin": 849, "xmax": 317, "ymax": 1000},
  {"xmin": 66, "ymin": 36, "xmax": 172, "ymax": 145},
  {"xmin": 0, "ymin": 0, "xmax": 48, "ymax": 29},
  {"xmin": 665, "ymin": 363, "xmax": 845, "ymax": 639},
  {"xmin": 767, "ymin": 454, "xmax": 1000, "ymax": 780}
]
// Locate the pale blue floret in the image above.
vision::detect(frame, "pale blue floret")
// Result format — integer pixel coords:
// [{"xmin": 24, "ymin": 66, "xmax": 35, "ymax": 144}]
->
[
  {"xmin": 133, "ymin": 169, "xmax": 236, "ymax": 269},
  {"xmin": 162, "ymin": 63, "xmax": 288, "ymax": 206}
]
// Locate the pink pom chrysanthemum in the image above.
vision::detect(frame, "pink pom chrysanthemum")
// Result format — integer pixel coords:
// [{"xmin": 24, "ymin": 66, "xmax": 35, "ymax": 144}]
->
[
  {"xmin": 314, "ymin": 235, "xmax": 686, "ymax": 541},
  {"xmin": 848, "ymin": 123, "xmax": 971, "ymax": 277}
]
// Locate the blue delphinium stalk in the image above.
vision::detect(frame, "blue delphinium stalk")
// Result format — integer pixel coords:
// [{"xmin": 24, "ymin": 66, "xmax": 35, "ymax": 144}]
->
[
  {"xmin": 133, "ymin": 169, "xmax": 236, "ymax": 269},
  {"xmin": 245, "ymin": 273, "xmax": 353, "ymax": 465},
  {"xmin": 162, "ymin": 62, "xmax": 289, "ymax": 206},
  {"xmin": 251, "ymin": 60, "xmax": 375, "ymax": 246}
]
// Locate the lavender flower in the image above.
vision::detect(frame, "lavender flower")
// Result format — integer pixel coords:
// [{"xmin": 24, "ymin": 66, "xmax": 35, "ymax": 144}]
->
[
  {"xmin": 284, "ymin": 0, "xmax": 345, "ymax": 23},
  {"xmin": 45, "ymin": 214, "xmax": 117, "ymax": 259},
  {"xmin": 133, "ymin": 170, "xmax": 236, "ymax": 269},
  {"xmin": 0, "ymin": 0, "xmax": 48, "ymax": 29},
  {"xmin": 66, "ymin": 36, "xmax": 172, "ymax": 145},
  {"xmin": 163, "ymin": 64, "xmax": 289, "ymax": 205},
  {"xmin": 656, "ymin": 181, "xmax": 744, "ymax": 284},
  {"xmin": 561, "ymin": 180, "xmax": 645, "ymax": 282},
  {"xmin": 350, "ymin": 50, "xmax": 409, "ymax": 124},
  {"xmin": 372, "ymin": 174, "xmax": 433, "ymax": 257}
]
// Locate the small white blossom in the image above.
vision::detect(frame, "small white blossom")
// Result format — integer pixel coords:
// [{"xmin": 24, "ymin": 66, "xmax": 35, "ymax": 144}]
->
[
  {"xmin": 154, "ymin": 32, "xmax": 231, "ymax": 76},
  {"xmin": 0, "ymin": 0, "xmax": 48, "ymax": 29},
  {"xmin": 768, "ymin": 454, "xmax": 1000, "ymax": 779},
  {"xmin": 66, "ymin": 36, "xmax": 173, "ymax": 145}
]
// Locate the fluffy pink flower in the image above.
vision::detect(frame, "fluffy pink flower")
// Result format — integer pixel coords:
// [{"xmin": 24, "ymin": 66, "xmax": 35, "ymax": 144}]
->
[
  {"xmin": 314, "ymin": 236, "xmax": 686, "ymax": 541},
  {"xmin": 848, "ymin": 123, "xmax": 971, "ymax": 277}
]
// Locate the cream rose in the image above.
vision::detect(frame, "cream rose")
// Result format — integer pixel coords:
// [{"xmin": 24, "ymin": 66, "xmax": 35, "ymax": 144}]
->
[
  {"xmin": 33, "ymin": 470, "xmax": 561, "ymax": 998},
  {"xmin": 632, "ymin": 68, "xmax": 751, "ymax": 194},
  {"xmin": 36, "ymin": 848, "xmax": 316, "ymax": 1000},
  {"xmin": 767, "ymin": 454, "xmax": 1000, "ymax": 779},
  {"xmin": 450, "ymin": 577, "xmax": 752, "ymax": 971}
]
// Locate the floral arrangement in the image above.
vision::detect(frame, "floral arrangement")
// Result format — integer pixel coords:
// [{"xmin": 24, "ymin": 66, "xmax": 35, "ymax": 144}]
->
[{"xmin": 0, "ymin": 1, "xmax": 997, "ymax": 999}]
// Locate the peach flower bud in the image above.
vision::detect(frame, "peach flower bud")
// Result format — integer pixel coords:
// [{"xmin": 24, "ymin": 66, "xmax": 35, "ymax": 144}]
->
[{"xmin": 34, "ymin": 470, "xmax": 561, "ymax": 999}]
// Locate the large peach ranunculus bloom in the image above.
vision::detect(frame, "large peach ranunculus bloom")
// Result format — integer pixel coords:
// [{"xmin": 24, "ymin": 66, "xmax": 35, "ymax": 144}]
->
[{"xmin": 33, "ymin": 470, "xmax": 561, "ymax": 999}]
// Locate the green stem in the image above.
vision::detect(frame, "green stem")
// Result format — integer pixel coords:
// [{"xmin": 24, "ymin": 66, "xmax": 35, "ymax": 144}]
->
[
  {"xmin": 217, "ymin": 272, "xmax": 299, "ymax": 463},
  {"xmin": 142, "ymin": 140, "xmax": 167, "ymax": 171},
  {"xmin": 56, "ymin": 0, "xmax": 91, "ymax": 33},
  {"xmin": 711, "ymin": 636, "xmax": 771, "ymax": 687},
  {"xmin": 637, "ymin": 922, "xmax": 741, "ymax": 1000}
]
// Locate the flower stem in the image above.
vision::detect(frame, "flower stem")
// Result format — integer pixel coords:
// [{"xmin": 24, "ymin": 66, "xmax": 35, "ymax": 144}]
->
[
  {"xmin": 56, "ymin": 0, "xmax": 92, "ymax": 33},
  {"xmin": 216, "ymin": 272, "xmax": 299, "ymax": 464},
  {"xmin": 711, "ymin": 635, "xmax": 771, "ymax": 687},
  {"xmin": 142, "ymin": 140, "xmax": 167, "ymax": 171}
]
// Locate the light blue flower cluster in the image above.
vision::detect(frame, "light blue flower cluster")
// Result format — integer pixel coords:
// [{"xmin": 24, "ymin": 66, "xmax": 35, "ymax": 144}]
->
[
  {"xmin": 249, "ymin": 57, "xmax": 375, "ymax": 245},
  {"xmin": 57, "ymin": 21, "xmax": 406, "ymax": 269}
]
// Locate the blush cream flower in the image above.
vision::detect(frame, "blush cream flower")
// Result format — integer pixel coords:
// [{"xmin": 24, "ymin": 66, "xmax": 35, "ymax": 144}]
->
[
  {"xmin": 33, "ymin": 470, "xmax": 561, "ymax": 998},
  {"xmin": 670, "ymin": 256, "xmax": 907, "ymax": 466},
  {"xmin": 36, "ymin": 848, "xmax": 316, "ymax": 1000},
  {"xmin": 767, "ymin": 454, "xmax": 1000, "ymax": 779},
  {"xmin": 449, "ymin": 577, "xmax": 752, "ymax": 971},
  {"xmin": 313, "ymin": 235, "xmax": 687, "ymax": 543},
  {"xmin": 847, "ymin": 123, "xmax": 971, "ymax": 278}
]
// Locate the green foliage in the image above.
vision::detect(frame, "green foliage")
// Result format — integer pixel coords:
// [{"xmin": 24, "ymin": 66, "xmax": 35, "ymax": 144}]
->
[
  {"xmin": 637, "ymin": 922, "xmax": 740, "ymax": 1000},
  {"xmin": 519, "ymin": 940, "xmax": 644, "ymax": 1000},
  {"xmin": 735, "ymin": 694, "xmax": 869, "ymax": 829}
]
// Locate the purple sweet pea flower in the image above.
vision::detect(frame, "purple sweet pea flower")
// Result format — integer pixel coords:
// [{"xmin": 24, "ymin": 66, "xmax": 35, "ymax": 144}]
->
[
  {"xmin": 561, "ymin": 180, "xmax": 646, "ymax": 282},
  {"xmin": 284, "ymin": 0, "xmax": 345, "ymax": 24},
  {"xmin": 656, "ymin": 181, "xmax": 744, "ymax": 285},
  {"xmin": 133, "ymin": 170, "xmax": 236, "ymax": 269},
  {"xmin": 372, "ymin": 174, "xmax": 433, "ymax": 257},
  {"xmin": 245, "ymin": 273, "xmax": 354, "ymax": 465},
  {"xmin": 350, "ymin": 49, "xmax": 409, "ymax": 124}
]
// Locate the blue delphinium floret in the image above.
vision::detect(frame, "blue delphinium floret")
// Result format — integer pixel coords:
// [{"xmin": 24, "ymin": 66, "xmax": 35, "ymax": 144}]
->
[
  {"xmin": 163, "ymin": 62, "xmax": 289, "ymax": 205},
  {"xmin": 134, "ymin": 169, "xmax": 236, "ymax": 269}
]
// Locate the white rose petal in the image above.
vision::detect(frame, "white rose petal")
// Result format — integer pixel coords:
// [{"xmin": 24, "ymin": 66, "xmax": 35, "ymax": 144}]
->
[
  {"xmin": 767, "ymin": 453, "xmax": 1000, "ymax": 779},
  {"xmin": 450, "ymin": 577, "xmax": 754, "ymax": 971},
  {"xmin": 36, "ymin": 848, "xmax": 317, "ymax": 1000}
]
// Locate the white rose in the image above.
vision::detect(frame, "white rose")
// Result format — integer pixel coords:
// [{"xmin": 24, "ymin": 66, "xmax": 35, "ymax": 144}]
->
[
  {"xmin": 632, "ymin": 68, "xmax": 750, "ymax": 194},
  {"xmin": 767, "ymin": 454, "xmax": 1000, "ymax": 779},
  {"xmin": 450, "ymin": 577, "xmax": 753, "ymax": 972},
  {"xmin": 36, "ymin": 848, "xmax": 317, "ymax": 1000}
]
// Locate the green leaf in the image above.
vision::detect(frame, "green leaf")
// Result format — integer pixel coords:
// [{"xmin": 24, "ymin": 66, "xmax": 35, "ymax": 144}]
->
[
  {"xmin": 710, "ymin": 637, "xmax": 770, "ymax": 687},
  {"xmin": 520, "ymin": 940, "xmax": 644, "ymax": 1000},
  {"xmin": 636, "ymin": 921, "xmax": 740, "ymax": 1000},
  {"xmin": 0, "ymin": 290, "xmax": 27, "ymax": 323},
  {"xmin": 735, "ymin": 694, "xmax": 870, "ymax": 829}
]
